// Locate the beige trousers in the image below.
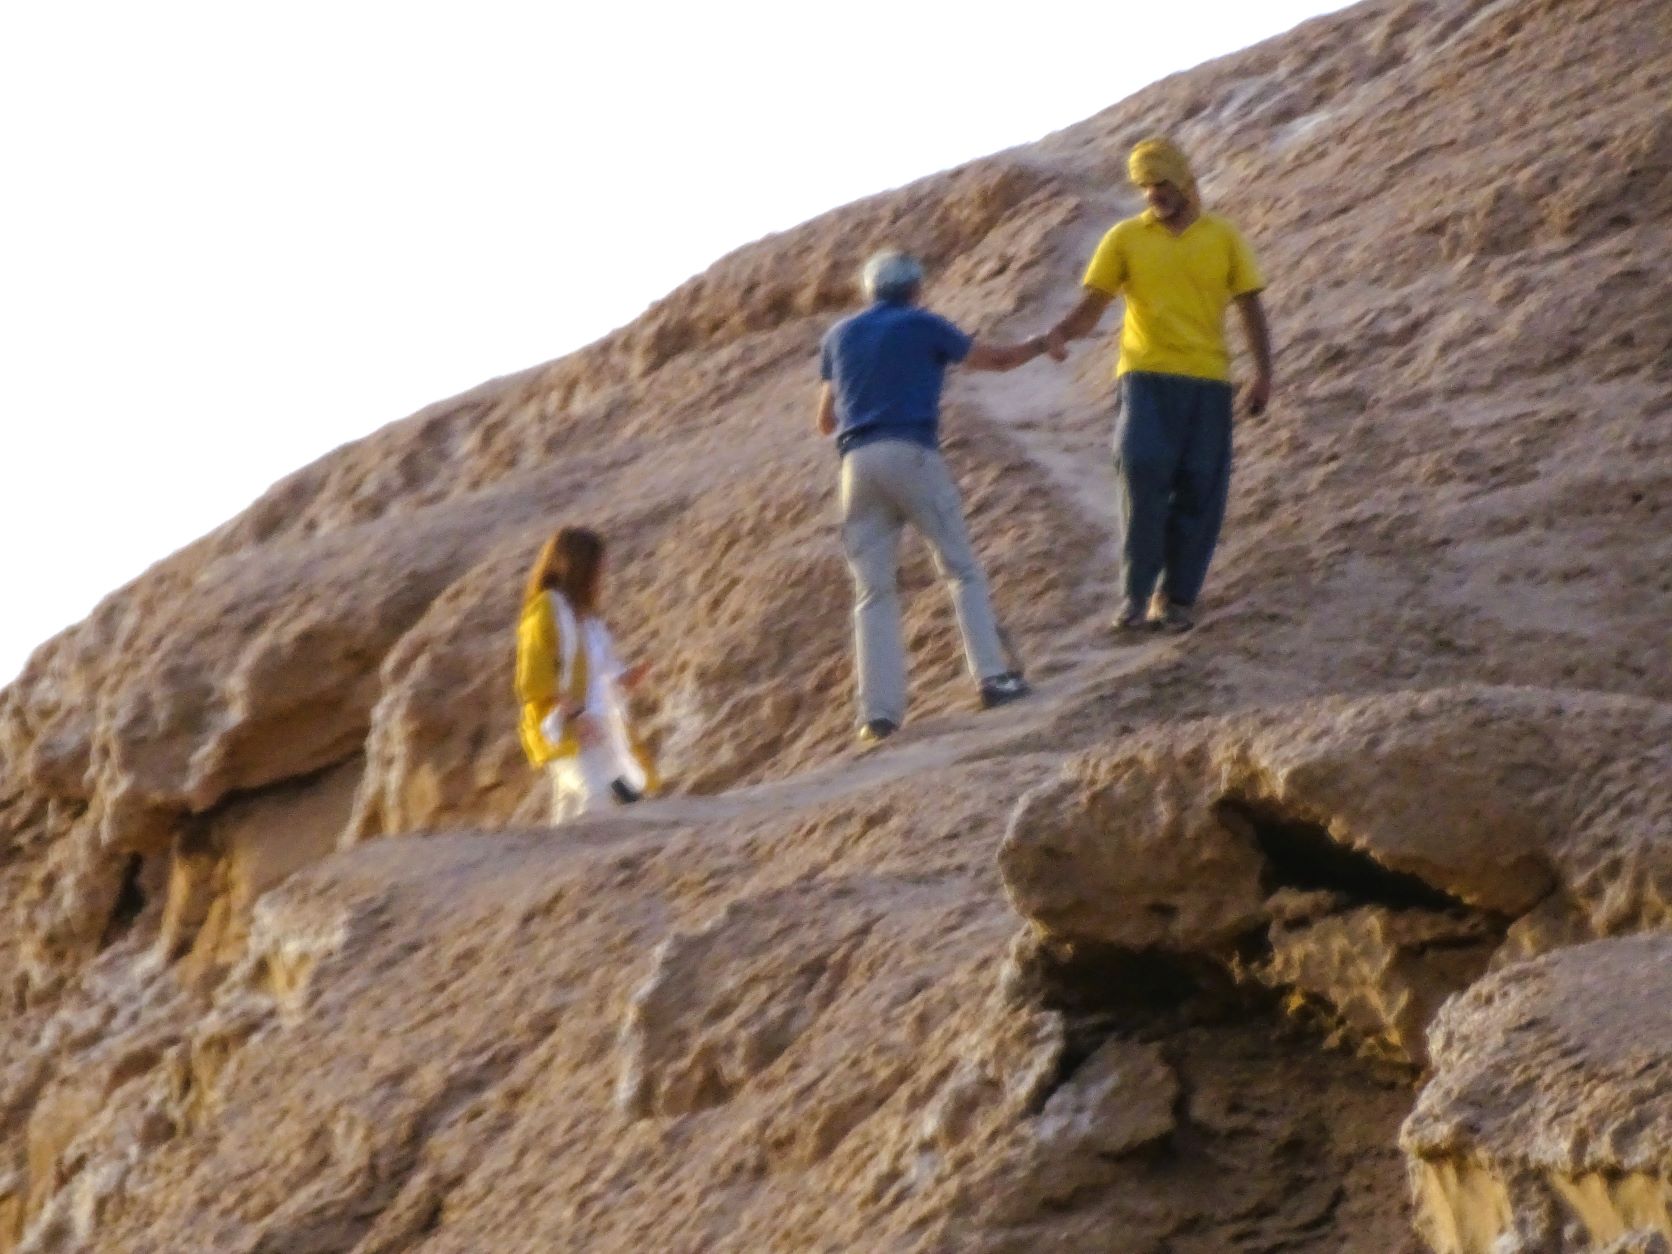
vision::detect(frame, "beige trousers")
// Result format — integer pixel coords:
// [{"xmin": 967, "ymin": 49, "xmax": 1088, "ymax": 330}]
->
[{"xmin": 839, "ymin": 440, "xmax": 1008, "ymax": 726}]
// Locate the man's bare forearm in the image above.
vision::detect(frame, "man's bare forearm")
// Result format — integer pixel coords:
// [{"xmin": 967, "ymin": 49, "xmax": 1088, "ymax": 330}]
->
[
  {"xmin": 1045, "ymin": 290, "xmax": 1113, "ymax": 351},
  {"xmin": 1236, "ymin": 294, "xmax": 1272, "ymax": 380},
  {"xmin": 1233, "ymin": 293, "xmax": 1273, "ymax": 416},
  {"xmin": 815, "ymin": 382, "xmax": 838, "ymax": 436},
  {"xmin": 964, "ymin": 336, "xmax": 1049, "ymax": 372}
]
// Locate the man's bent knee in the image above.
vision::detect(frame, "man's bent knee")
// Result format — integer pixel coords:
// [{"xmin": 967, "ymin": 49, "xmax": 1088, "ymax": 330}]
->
[{"xmin": 855, "ymin": 584, "xmax": 899, "ymax": 612}]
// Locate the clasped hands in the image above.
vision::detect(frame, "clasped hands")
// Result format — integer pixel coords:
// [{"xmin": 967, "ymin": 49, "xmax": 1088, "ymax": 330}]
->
[{"xmin": 1030, "ymin": 331, "xmax": 1070, "ymax": 363}]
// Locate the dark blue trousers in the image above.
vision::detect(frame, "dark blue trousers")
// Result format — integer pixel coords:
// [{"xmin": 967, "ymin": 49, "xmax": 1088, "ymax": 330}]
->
[{"xmin": 1112, "ymin": 371, "xmax": 1233, "ymax": 610}]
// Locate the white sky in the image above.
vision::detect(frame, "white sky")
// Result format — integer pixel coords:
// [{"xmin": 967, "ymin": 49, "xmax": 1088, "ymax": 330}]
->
[{"xmin": 0, "ymin": 1, "xmax": 1349, "ymax": 685}]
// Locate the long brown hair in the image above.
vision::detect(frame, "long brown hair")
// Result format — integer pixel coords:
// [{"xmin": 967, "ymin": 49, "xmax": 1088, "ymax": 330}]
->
[{"xmin": 524, "ymin": 527, "xmax": 605, "ymax": 614}]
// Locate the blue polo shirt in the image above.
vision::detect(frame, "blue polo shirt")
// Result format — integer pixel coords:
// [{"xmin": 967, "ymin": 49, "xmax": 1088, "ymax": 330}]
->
[{"xmin": 820, "ymin": 301, "xmax": 974, "ymax": 455}]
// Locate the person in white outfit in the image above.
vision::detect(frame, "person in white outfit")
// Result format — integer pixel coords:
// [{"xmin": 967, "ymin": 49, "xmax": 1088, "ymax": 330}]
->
[{"xmin": 515, "ymin": 527, "xmax": 658, "ymax": 823}]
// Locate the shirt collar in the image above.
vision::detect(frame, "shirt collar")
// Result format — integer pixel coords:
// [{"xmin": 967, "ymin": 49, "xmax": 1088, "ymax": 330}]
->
[{"xmin": 1141, "ymin": 208, "xmax": 1205, "ymax": 234}]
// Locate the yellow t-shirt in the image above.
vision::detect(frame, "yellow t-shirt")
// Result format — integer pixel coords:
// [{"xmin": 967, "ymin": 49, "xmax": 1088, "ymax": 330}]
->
[{"xmin": 1081, "ymin": 211, "xmax": 1264, "ymax": 382}]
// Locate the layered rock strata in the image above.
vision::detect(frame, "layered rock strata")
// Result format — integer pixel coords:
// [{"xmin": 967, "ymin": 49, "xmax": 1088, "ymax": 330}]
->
[
  {"xmin": 1403, "ymin": 936, "xmax": 1672, "ymax": 1253},
  {"xmin": 1001, "ymin": 686, "xmax": 1672, "ymax": 1064}
]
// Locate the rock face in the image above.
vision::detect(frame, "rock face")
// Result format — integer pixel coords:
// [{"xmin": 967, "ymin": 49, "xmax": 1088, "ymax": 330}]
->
[
  {"xmin": 0, "ymin": 0, "xmax": 1668, "ymax": 1249},
  {"xmin": 1403, "ymin": 936, "xmax": 1672, "ymax": 1253},
  {"xmin": 1000, "ymin": 685, "xmax": 1672, "ymax": 1064}
]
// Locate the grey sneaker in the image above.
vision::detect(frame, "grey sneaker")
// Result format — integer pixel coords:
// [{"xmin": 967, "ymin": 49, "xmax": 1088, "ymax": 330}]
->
[
  {"xmin": 1150, "ymin": 598, "xmax": 1196, "ymax": 634},
  {"xmin": 979, "ymin": 671, "xmax": 1030, "ymax": 710},
  {"xmin": 1111, "ymin": 603, "xmax": 1158, "ymax": 639},
  {"xmin": 858, "ymin": 718, "xmax": 898, "ymax": 746}
]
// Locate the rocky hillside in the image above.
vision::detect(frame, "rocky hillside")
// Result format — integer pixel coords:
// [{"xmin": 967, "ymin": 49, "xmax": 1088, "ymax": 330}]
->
[{"xmin": 0, "ymin": 0, "xmax": 1668, "ymax": 1249}]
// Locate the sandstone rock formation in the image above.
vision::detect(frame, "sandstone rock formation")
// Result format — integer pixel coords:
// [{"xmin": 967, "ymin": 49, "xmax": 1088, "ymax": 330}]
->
[
  {"xmin": 1000, "ymin": 685, "xmax": 1672, "ymax": 1064},
  {"xmin": 1403, "ymin": 936, "xmax": 1672, "ymax": 1253},
  {"xmin": 0, "ymin": 0, "xmax": 1667, "ymax": 1248}
]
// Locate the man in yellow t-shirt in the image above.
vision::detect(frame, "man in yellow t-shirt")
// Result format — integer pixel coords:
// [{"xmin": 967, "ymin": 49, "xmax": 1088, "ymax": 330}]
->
[{"xmin": 1044, "ymin": 138, "xmax": 1273, "ymax": 634}]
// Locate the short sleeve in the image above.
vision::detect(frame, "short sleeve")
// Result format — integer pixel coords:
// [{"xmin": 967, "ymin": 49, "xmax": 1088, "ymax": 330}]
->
[
  {"xmin": 1081, "ymin": 225, "xmax": 1126, "ymax": 296},
  {"xmin": 927, "ymin": 313, "xmax": 973, "ymax": 364},
  {"xmin": 819, "ymin": 329, "xmax": 835, "ymax": 380},
  {"xmin": 1226, "ymin": 223, "xmax": 1264, "ymax": 297}
]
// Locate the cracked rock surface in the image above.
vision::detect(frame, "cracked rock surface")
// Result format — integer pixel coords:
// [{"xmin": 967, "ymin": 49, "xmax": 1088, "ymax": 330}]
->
[
  {"xmin": 1000, "ymin": 686, "xmax": 1672, "ymax": 1066},
  {"xmin": 1403, "ymin": 936, "xmax": 1672, "ymax": 1253}
]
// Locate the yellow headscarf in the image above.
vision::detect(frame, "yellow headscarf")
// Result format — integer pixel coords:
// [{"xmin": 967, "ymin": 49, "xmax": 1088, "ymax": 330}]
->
[{"xmin": 1128, "ymin": 138, "xmax": 1199, "ymax": 209}]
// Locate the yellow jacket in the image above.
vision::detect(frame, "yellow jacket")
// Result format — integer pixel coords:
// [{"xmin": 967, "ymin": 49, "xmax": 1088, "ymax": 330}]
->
[
  {"xmin": 514, "ymin": 591, "xmax": 661, "ymax": 793},
  {"xmin": 515, "ymin": 589, "xmax": 587, "ymax": 766}
]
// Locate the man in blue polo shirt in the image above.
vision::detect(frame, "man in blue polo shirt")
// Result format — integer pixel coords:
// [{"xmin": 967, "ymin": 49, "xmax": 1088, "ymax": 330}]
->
[{"xmin": 817, "ymin": 251, "xmax": 1059, "ymax": 745}]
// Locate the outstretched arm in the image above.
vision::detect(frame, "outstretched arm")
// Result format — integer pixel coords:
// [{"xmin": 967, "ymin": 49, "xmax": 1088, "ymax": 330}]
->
[
  {"xmin": 815, "ymin": 382, "xmax": 837, "ymax": 436},
  {"xmin": 1234, "ymin": 292, "xmax": 1273, "ymax": 416},
  {"xmin": 963, "ymin": 336, "xmax": 1045, "ymax": 372},
  {"xmin": 1043, "ymin": 289, "xmax": 1114, "ymax": 356}
]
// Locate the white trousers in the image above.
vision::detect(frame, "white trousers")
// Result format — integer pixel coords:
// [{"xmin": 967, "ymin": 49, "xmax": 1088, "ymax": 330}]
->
[{"xmin": 548, "ymin": 746, "xmax": 621, "ymax": 824}]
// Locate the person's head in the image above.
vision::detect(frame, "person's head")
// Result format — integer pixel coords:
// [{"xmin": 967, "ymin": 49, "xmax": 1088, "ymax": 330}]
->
[
  {"xmin": 1128, "ymin": 137, "xmax": 1199, "ymax": 222},
  {"xmin": 525, "ymin": 526, "xmax": 606, "ymax": 612},
  {"xmin": 861, "ymin": 250, "xmax": 924, "ymax": 305}
]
